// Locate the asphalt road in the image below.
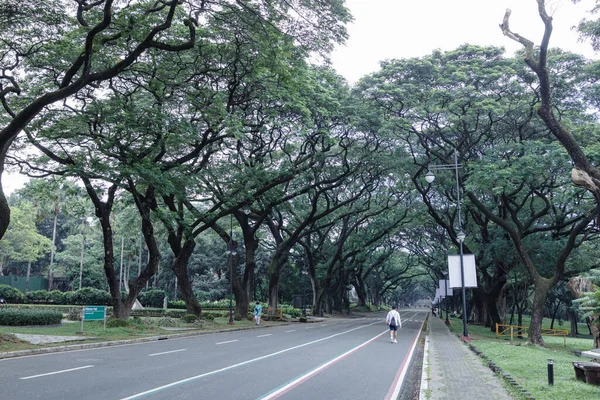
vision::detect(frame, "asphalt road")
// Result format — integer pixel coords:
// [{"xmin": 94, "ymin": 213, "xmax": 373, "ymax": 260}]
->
[{"xmin": 0, "ymin": 309, "xmax": 426, "ymax": 400}]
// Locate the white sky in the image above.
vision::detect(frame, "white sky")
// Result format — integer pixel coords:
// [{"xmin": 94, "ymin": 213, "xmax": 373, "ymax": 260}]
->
[{"xmin": 331, "ymin": 0, "xmax": 599, "ymax": 84}]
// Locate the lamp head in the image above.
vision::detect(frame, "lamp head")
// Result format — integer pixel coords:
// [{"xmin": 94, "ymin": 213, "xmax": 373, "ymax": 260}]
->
[
  {"xmin": 425, "ymin": 171, "xmax": 435, "ymax": 183},
  {"xmin": 457, "ymin": 229, "xmax": 466, "ymax": 243}
]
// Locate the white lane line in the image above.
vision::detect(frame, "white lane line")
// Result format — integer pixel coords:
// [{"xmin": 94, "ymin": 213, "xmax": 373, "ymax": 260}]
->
[
  {"xmin": 260, "ymin": 331, "xmax": 387, "ymax": 399},
  {"xmin": 121, "ymin": 322, "xmax": 381, "ymax": 400},
  {"xmin": 385, "ymin": 319, "xmax": 426, "ymax": 400},
  {"xmin": 20, "ymin": 365, "xmax": 94, "ymax": 380},
  {"xmin": 257, "ymin": 334, "xmax": 272, "ymax": 338},
  {"xmin": 285, "ymin": 330, "xmax": 296, "ymax": 333},
  {"xmin": 216, "ymin": 340, "xmax": 239, "ymax": 345},
  {"xmin": 148, "ymin": 349, "xmax": 186, "ymax": 357}
]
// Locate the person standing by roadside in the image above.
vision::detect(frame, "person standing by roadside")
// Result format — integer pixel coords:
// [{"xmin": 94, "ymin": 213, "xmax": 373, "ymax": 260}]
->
[
  {"xmin": 386, "ymin": 305, "xmax": 402, "ymax": 343},
  {"xmin": 254, "ymin": 301, "xmax": 262, "ymax": 325}
]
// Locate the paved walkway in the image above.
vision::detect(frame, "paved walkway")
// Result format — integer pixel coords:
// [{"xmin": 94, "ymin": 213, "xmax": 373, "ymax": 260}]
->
[{"xmin": 420, "ymin": 314, "xmax": 515, "ymax": 399}]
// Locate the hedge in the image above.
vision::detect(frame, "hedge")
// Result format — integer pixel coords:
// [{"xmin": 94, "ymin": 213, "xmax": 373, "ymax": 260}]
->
[
  {"xmin": 0, "ymin": 309, "xmax": 63, "ymax": 326},
  {"xmin": 0, "ymin": 285, "xmax": 26, "ymax": 303}
]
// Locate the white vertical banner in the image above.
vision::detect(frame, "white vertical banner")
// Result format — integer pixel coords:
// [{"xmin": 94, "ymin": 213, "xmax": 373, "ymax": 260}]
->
[
  {"xmin": 448, "ymin": 254, "xmax": 477, "ymax": 288},
  {"xmin": 435, "ymin": 288, "xmax": 443, "ymax": 299},
  {"xmin": 438, "ymin": 280, "xmax": 453, "ymax": 296}
]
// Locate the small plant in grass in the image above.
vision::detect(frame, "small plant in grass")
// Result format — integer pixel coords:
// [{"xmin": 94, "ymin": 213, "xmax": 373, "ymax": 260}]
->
[
  {"xmin": 193, "ymin": 319, "xmax": 204, "ymax": 328},
  {"xmin": 157, "ymin": 317, "xmax": 177, "ymax": 327},
  {"xmin": 106, "ymin": 318, "xmax": 130, "ymax": 328},
  {"xmin": 67, "ymin": 308, "xmax": 82, "ymax": 321},
  {"xmin": 0, "ymin": 333, "xmax": 23, "ymax": 343},
  {"xmin": 200, "ymin": 313, "xmax": 215, "ymax": 321},
  {"xmin": 182, "ymin": 314, "xmax": 199, "ymax": 323}
]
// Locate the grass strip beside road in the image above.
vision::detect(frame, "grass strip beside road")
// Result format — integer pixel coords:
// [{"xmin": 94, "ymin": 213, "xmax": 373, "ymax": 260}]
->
[
  {"xmin": 0, "ymin": 317, "xmax": 280, "ymax": 353},
  {"xmin": 445, "ymin": 317, "xmax": 599, "ymax": 400}
]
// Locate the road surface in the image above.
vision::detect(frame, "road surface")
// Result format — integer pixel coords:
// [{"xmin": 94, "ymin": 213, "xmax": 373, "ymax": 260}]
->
[{"xmin": 1, "ymin": 310, "xmax": 426, "ymax": 399}]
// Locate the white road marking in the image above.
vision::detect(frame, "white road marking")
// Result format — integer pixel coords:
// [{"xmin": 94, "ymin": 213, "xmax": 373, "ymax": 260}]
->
[
  {"xmin": 257, "ymin": 334, "xmax": 272, "ymax": 338},
  {"xmin": 148, "ymin": 349, "xmax": 186, "ymax": 357},
  {"xmin": 121, "ymin": 322, "xmax": 381, "ymax": 400},
  {"xmin": 285, "ymin": 330, "xmax": 296, "ymax": 333},
  {"xmin": 20, "ymin": 365, "xmax": 94, "ymax": 380},
  {"xmin": 260, "ymin": 331, "xmax": 387, "ymax": 399},
  {"xmin": 216, "ymin": 340, "xmax": 239, "ymax": 345}
]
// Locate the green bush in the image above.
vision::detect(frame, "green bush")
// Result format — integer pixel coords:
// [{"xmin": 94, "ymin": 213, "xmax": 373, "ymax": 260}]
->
[
  {"xmin": 0, "ymin": 285, "xmax": 26, "ymax": 304},
  {"xmin": 106, "ymin": 318, "xmax": 130, "ymax": 328},
  {"xmin": 26, "ymin": 290, "xmax": 51, "ymax": 303},
  {"xmin": 165, "ymin": 310, "xmax": 186, "ymax": 318},
  {"xmin": 139, "ymin": 290, "xmax": 166, "ymax": 308},
  {"xmin": 182, "ymin": 314, "xmax": 199, "ymax": 323},
  {"xmin": 200, "ymin": 312, "xmax": 215, "ymax": 321},
  {"xmin": 0, "ymin": 309, "xmax": 62, "ymax": 326},
  {"xmin": 49, "ymin": 290, "xmax": 67, "ymax": 304},
  {"xmin": 167, "ymin": 300, "xmax": 186, "ymax": 309},
  {"xmin": 68, "ymin": 287, "xmax": 112, "ymax": 306}
]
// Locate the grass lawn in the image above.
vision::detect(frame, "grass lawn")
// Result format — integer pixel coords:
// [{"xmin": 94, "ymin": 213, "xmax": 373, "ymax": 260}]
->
[
  {"xmin": 445, "ymin": 316, "xmax": 600, "ymax": 400},
  {"xmin": 0, "ymin": 314, "xmax": 283, "ymax": 353}
]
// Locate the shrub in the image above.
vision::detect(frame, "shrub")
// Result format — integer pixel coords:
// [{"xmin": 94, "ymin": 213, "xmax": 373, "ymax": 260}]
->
[
  {"xmin": 26, "ymin": 290, "xmax": 51, "ymax": 303},
  {"xmin": 0, "ymin": 309, "xmax": 62, "ymax": 326},
  {"xmin": 167, "ymin": 300, "xmax": 186, "ymax": 309},
  {"xmin": 49, "ymin": 290, "xmax": 67, "ymax": 305},
  {"xmin": 69, "ymin": 288, "xmax": 112, "ymax": 306},
  {"xmin": 0, "ymin": 285, "xmax": 26, "ymax": 304},
  {"xmin": 67, "ymin": 308, "xmax": 82, "ymax": 321},
  {"xmin": 106, "ymin": 318, "xmax": 130, "ymax": 328},
  {"xmin": 139, "ymin": 290, "xmax": 166, "ymax": 308},
  {"xmin": 200, "ymin": 312, "xmax": 215, "ymax": 321},
  {"xmin": 165, "ymin": 310, "xmax": 186, "ymax": 318},
  {"xmin": 182, "ymin": 314, "xmax": 199, "ymax": 323}
]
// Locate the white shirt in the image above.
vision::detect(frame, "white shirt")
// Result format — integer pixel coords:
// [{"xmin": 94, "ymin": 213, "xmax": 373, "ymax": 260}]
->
[{"xmin": 386, "ymin": 309, "xmax": 401, "ymax": 327}]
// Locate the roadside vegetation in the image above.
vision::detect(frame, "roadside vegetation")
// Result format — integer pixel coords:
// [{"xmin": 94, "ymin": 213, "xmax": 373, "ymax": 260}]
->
[{"xmin": 444, "ymin": 316, "xmax": 599, "ymax": 400}]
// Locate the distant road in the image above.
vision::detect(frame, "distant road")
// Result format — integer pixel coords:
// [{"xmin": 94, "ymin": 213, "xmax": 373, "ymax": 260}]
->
[{"xmin": 1, "ymin": 309, "xmax": 426, "ymax": 399}]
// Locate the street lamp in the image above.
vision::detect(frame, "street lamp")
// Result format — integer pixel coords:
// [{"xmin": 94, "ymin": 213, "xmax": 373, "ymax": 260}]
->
[
  {"xmin": 426, "ymin": 148, "xmax": 470, "ymax": 341},
  {"xmin": 227, "ymin": 214, "xmax": 238, "ymax": 326},
  {"xmin": 444, "ymin": 274, "xmax": 450, "ymax": 325}
]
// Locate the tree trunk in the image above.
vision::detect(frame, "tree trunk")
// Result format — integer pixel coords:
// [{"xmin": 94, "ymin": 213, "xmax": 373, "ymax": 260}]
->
[
  {"xmin": 25, "ymin": 261, "xmax": 31, "ymax": 293},
  {"xmin": 172, "ymin": 239, "xmax": 202, "ymax": 317},
  {"xmin": 528, "ymin": 278, "xmax": 552, "ymax": 346},
  {"xmin": 47, "ymin": 196, "xmax": 59, "ymax": 290},
  {"xmin": 268, "ymin": 271, "xmax": 280, "ymax": 311}
]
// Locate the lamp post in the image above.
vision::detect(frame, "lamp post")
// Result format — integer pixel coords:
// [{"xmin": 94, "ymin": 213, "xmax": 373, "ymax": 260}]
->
[
  {"xmin": 227, "ymin": 214, "xmax": 238, "ymax": 326},
  {"xmin": 444, "ymin": 275, "xmax": 450, "ymax": 325},
  {"xmin": 425, "ymin": 148, "xmax": 470, "ymax": 341}
]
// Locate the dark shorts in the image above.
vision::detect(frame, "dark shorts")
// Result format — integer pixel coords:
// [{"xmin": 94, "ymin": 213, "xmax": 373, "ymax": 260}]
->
[{"xmin": 389, "ymin": 325, "xmax": 398, "ymax": 331}]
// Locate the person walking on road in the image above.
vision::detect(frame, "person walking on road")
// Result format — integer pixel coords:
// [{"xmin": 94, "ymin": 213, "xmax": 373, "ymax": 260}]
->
[
  {"xmin": 386, "ymin": 305, "xmax": 402, "ymax": 343},
  {"xmin": 254, "ymin": 301, "xmax": 262, "ymax": 325}
]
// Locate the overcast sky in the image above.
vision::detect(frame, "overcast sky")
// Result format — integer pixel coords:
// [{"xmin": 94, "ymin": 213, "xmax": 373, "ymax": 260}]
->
[{"xmin": 331, "ymin": 0, "xmax": 599, "ymax": 84}]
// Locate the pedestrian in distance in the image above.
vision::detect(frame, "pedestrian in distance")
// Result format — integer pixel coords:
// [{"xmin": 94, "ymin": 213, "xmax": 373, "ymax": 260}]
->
[
  {"xmin": 386, "ymin": 305, "xmax": 402, "ymax": 343},
  {"xmin": 254, "ymin": 301, "xmax": 262, "ymax": 325}
]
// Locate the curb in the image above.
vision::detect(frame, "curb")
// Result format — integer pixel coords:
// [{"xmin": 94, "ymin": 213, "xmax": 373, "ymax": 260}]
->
[{"xmin": 0, "ymin": 324, "xmax": 281, "ymax": 360}]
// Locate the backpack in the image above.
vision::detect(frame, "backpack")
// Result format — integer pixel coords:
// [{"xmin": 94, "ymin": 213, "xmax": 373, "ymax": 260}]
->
[{"xmin": 389, "ymin": 316, "xmax": 396, "ymax": 327}]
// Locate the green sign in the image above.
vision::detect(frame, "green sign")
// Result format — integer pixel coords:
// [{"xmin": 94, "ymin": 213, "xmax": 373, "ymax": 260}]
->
[
  {"xmin": 83, "ymin": 306, "xmax": 106, "ymax": 321},
  {"xmin": 80, "ymin": 306, "xmax": 106, "ymax": 332}
]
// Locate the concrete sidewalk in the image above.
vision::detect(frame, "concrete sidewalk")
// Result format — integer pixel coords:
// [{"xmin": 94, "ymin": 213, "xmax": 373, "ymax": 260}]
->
[{"xmin": 420, "ymin": 314, "xmax": 515, "ymax": 399}]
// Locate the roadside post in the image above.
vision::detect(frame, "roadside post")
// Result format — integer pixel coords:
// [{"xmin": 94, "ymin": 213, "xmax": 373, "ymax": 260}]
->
[{"xmin": 80, "ymin": 305, "xmax": 106, "ymax": 333}]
